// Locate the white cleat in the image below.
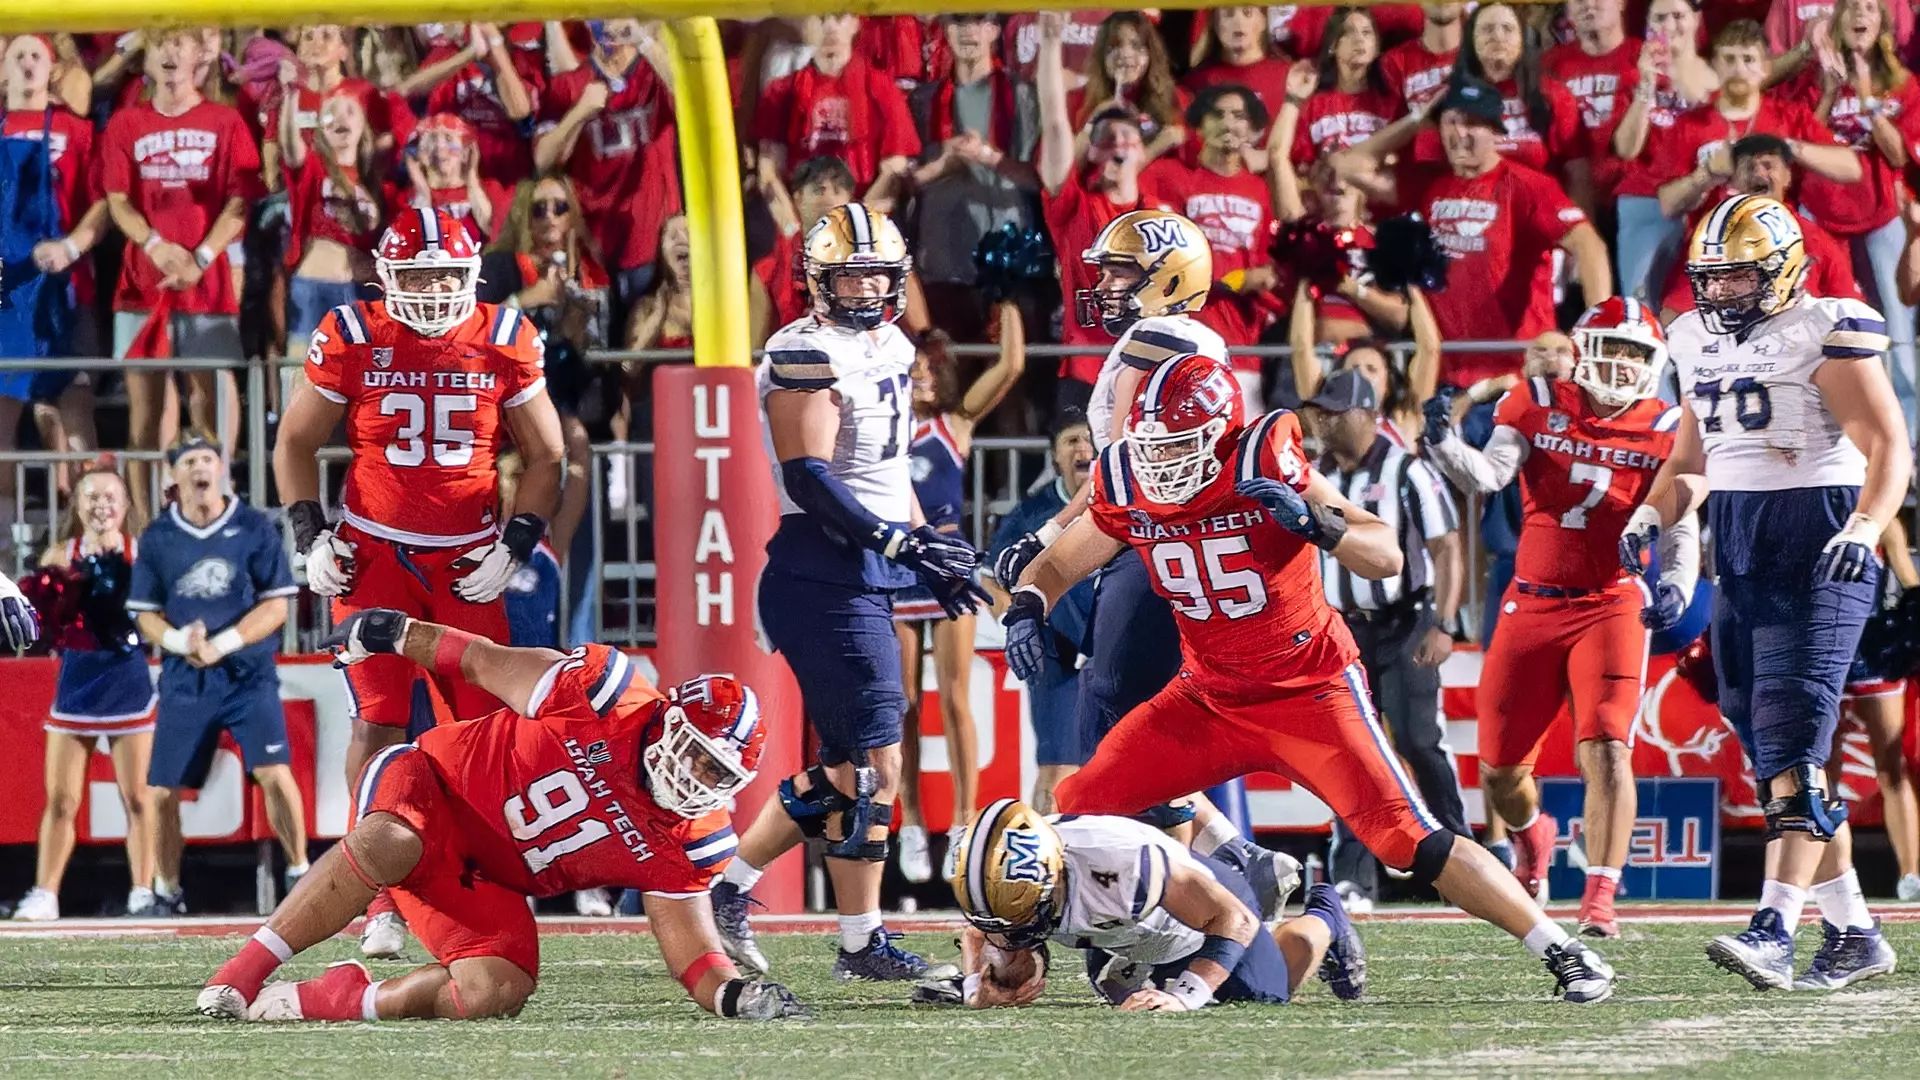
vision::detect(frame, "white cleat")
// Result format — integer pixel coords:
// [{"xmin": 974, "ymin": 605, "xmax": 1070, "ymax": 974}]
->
[
  {"xmin": 1335, "ymin": 880, "xmax": 1375, "ymax": 916},
  {"xmin": 1899, "ymin": 874, "xmax": 1920, "ymax": 902},
  {"xmin": 196, "ymin": 984, "xmax": 250, "ymax": 1020},
  {"xmin": 898, "ymin": 825, "xmax": 932, "ymax": 884},
  {"xmin": 360, "ymin": 911, "xmax": 408, "ymax": 959},
  {"xmin": 573, "ymin": 888, "xmax": 614, "ymax": 917},
  {"xmin": 11, "ymin": 887, "xmax": 57, "ymax": 922}
]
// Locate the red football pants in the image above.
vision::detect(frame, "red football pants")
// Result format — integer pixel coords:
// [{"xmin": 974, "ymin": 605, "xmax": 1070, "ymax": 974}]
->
[
  {"xmin": 1053, "ymin": 664, "xmax": 1442, "ymax": 870},
  {"xmin": 334, "ymin": 524, "xmax": 509, "ymax": 729},
  {"xmin": 1477, "ymin": 580, "xmax": 1649, "ymax": 769}
]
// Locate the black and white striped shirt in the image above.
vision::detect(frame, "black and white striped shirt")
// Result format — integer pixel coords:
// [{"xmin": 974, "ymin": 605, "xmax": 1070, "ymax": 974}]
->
[{"xmin": 1317, "ymin": 435, "xmax": 1460, "ymax": 612}]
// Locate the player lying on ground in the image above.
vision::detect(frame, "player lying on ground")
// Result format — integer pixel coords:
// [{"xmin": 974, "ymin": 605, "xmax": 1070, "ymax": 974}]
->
[
  {"xmin": 925, "ymin": 800, "xmax": 1362, "ymax": 1011},
  {"xmin": 1008, "ymin": 353, "xmax": 1616, "ymax": 1003},
  {"xmin": 197, "ymin": 611, "xmax": 804, "ymax": 1022}
]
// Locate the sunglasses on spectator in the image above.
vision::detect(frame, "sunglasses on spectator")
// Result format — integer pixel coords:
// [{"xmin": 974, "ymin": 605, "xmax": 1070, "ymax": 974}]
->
[{"xmin": 533, "ymin": 199, "xmax": 570, "ymax": 218}]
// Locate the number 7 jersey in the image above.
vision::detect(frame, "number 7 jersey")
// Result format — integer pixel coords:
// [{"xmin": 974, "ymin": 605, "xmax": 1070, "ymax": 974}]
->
[{"xmin": 305, "ymin": 300, "xmax": 547, "ymax": 547}]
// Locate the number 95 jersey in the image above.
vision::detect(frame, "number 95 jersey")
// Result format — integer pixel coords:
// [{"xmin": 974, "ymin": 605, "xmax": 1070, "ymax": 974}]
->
[
  {"xmin": 306, "ymin": 301, "xmax": 547, "ymax": 547},
  {"xmin": 1664, "ymin": 296, "xmax": 1885, "ymax": 491}
]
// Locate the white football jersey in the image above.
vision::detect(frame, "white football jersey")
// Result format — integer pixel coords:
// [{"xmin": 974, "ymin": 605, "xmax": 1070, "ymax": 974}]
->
[
  {"xmin": 1049, "ymin": 815, "xmax": 1208, "ymax": 965},
  {"xmin": 1665, "ymin": 295, "xmax": 1887, "ymax": 491},
  {"xmin": 758, "ymin": 316, "xmax": 916, "ymax": 522},
  {"xmin": 1086, "ymin": 315, "xmax": 1229, "ymax": 451}
]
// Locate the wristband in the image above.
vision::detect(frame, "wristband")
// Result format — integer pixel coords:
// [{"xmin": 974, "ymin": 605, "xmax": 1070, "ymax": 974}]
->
[
  {"xmin": 500, "ymin": 513, "xmax": 547, "ymax": 562},
  {"xmin": 1035, "ymin": 520, "xmax": 1064, "ymax": 546},
  {"xmin": 680, "ymin": 950, "xmax": 730, "ymax": 997},
  {"xmin": 143, "ymin": 233, "xmax": 163, "ymax": 252},
  {"xmin": 61, "ymin": 238, "xmax": 80, "ymax": 262},
  {"xmin": 195, "ymin": 245, "xmax": 216, "ymax": 269},
  {"xmin": 1011, "ymin": 584, "xmax": 1050, "ymax": 617},
  {"xmin": 160, "ymin": 627, "xmax": 192, "ymax": 656},
  {"xmin": 1833, "ymin": 512, "xmax": 1882, "ymax": 547},
  {"xmin": 209, "ymin": 628, "xmax": 246, "ymax": 659},
  {"xmin": 431, "ymin": 627, "xmax": 480, "ymax": 680},
  {"xmin": 1164, "ymin": 969, "xmax": 1213, "ymax": 1011}
]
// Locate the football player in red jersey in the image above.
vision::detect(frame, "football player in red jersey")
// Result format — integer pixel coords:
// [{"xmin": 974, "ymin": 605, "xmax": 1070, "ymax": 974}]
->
[
  {"xmin": 1423, "ymin": 297, "xmax": 1699, "ymax": 938},
  {"xmin": 1007, "ymin": 353, "xmax": 1618, "ymax": 1003},
  {"xmin": 273, "ymin": 206, "xmax": 565, "ymax": 956},
  {"xmin": 196, "ymin": 610, "xmax": 805, "ymax": 1023}
]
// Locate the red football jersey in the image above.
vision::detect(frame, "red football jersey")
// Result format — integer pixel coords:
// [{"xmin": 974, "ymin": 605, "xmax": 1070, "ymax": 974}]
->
[
  {"xmin": 1089, "ymin": 410, "xmax": 1359, "ymax": 691},
  {"xmin": 412, "ymin": 645, "xmax": 711, "ymax": 898},
  {"xmin": 305, "ymin": 300, "xmax": 546, "ymax": 546},
  {"xmin": 1497, "ymin": 377, "xmax": 1679, "ymax": 592}
]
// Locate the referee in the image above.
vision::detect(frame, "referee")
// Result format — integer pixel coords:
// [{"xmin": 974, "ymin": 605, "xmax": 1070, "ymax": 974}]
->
[{"xmin": 1306, "ymin": 370, "xmax": 1471, "ymax": 911}]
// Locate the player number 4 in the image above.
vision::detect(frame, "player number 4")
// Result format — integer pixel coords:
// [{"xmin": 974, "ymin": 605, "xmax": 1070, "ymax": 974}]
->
[
  {"xmin": 1151, "ymin": 536, "xmax": 1267, "ymax": 620},
  {"xmin": 504, "ymin": 771, "xmax": 611, "ymax": 875},
  {"xmin": 383, "ymin": 392, "xmax": 478, "ymax": 468},
  {"xmin": 1558, "ymin": 462, "xmax": 1614, "ymax": 530}
]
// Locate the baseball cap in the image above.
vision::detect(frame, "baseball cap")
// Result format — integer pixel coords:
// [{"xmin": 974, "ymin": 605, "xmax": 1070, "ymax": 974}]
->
[
  {"xmin": 1434, "ymin": 77, "xmax": 1505, "ymax": 129},
  {"xmin": 1306, "ymin": 369, "xmax": 1380, "ymax": 413}
]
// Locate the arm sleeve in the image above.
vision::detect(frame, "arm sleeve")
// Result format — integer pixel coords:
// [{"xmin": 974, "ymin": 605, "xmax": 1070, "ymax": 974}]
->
[
  {"xmin": 1823, "ymin": 300, "xmax": 1892, "ymax": 359},
  {"xmin": 1407, "ymin": 459, "xmax": 1460, "ymax": 539},
  {"xmin": 1657, "ymin": 510, "xmax": 1701, "ymax": 597},
  {"xmin": 1428, "ymin": 422, "xmax": 1528, "ymax": 494},
  {"xmin": 125, "ymin": 533, "xmax": 163, "ymax": 613},
  {"xmin": 765, "ymin": 344, "xmax": 839, "ymax": 390}
]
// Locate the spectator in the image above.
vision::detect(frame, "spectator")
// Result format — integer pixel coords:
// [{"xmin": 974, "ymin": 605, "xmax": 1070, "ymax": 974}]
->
[
  {"xmin": 1612, "ymin": 0, "xmax": 1721, "ymax": 300},
  {"xmin": 894, "ymin": 304, "xmax": 1025, "ymax": 883},
  {"xmin": 480, "ymin": 174, "xmax": 613, "ymax": 363},
  {"xmin": 1380, "ymin": 3, "xmax": 1465, "ymax": 116},
  {"xmin": 1336, "ymin": 77, "xmax": 1612, "ymax": 388},
  {"xmin": 354, "ymin": 26, "xmax": 421, "ymax": 150},
  {"xmin": 1307, "ymin": 368, "xmax": 1469, "ymax": 914},
  {"xmin": 1290, "ymin": 8, "xmax": 1398, "ymax": 162},
  {"xmin": 100, "ymin": 27, "xmax": 260, "ymax": 520},
  {"xmin": 1542, "ymin": 0, "xmax": 1641, "ymax": 212},
  {"xmin": 625, "ymin": 213, "xmax": 690, "ymax": 354},
  {"xmin": 1788, "ymin": 0, "xmax": 1919, "ymax": 432},
  {"xmin": 1070, "ymin": 12, "xmax": 1188, "ymax": 163},
  {"xmin": 1293, "ymin": 282, "xmax": 1443, "ymax": 447},
  {"xmin": 753, "ymin": 14, "xmax": 916, "ymax": 196},
  {"xmin": 906, "ymin": 14, "xmax": 1041, "ymax": 342},
  {"xmin": 403, "ymin": 112, "xmax": 505, "ymax": 242},
  {"xmin": 1274, "ymin": 154, "xmax": 1412, "ymax": 346},
  {"xmin": 1658, "ymin": 133, "xmax": 1862, "ymax": 318},
  {"xmin": 750, "ymin": 154, "xmax": 848, "ymax": 344},
  {"xmin": 279, "ymin": 90, "xmax": 382, "ymax": 362},
  {"xmin": 534, "ymin": 18, "xmax": 681, "ymax": 334},
  {"xmin": 1037, "ymin": 12, "xmax": 1154, "ymax": 406},
  {"xmin": 1002, "ymin": 9, "xmax": 1109, "ymax": 90},
  {"xmin": 860, "ymin": 15, "xmax": 933, "ymax": 88},
  {"xmin": 1272, "ymin": 4, "xmax": 1428, "ymax": 60},
  {"xmin": 1768, "ymin": 0, "xmax": 1912, "ymax": 62},
  {"xmin": 279, "ymin": 25, "xmax": 394, "ymax": 158},
  {"xmin": 10, "ymin": 468, "xmax": 154, "ymax": 922},
  {"xmin": 1185, "ymin": 6, "xmax": 1293, "ymax": 116},
  {"xmin": 400, "ymin": 23, "xmax": 536, "ymax": 186},
  {"xmin": 127, "ymin": 434, "xmax": 305, "ymax": 915}
]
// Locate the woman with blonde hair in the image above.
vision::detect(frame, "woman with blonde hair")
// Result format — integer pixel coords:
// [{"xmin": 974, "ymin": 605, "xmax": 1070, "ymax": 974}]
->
[{"xmin": 1071, "ymin": 13, "xmax": 1188, "ymax": 162}]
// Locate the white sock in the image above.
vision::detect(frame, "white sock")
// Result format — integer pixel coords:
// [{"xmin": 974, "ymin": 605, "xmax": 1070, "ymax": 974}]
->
[
  {"xmin": 286, "ymin": 862, "xmax": 310, "ymax": 876},
  {"xmin": 1585, "ymin": 865, "xmax": 1621, "ymax": 883},
  {"xmin": 1810, "ymin": 869, "xmax": 1874, "ymax": 930},
  {"xmin": 839, "ymin": 910, "xmax": 883, "ymax": 952},
  {"xmin": 1759, "ymin": 880, "xmax": 1808, "ymax": 928},
  {"xmin": 253, "ymin": 926, "xmax": 294, "ymax": 963},
  {"xmin": 1522, "ymin": 919, "xmax": 1572, "ymax": 959},
  {"xmin": 722, "ymin": 858, "xmax": 764, "ymax": 891},
  {"xmin": 1510, "ymin": 809, "xmax": 1540, "ymax": 832},
  {"xmin": 1193, "ymin": 815, "xmax": 1240, "ymax": 856},
  {"xmin": 361, "ymin": 980, "xmax": 383, "ymax": 1021}
]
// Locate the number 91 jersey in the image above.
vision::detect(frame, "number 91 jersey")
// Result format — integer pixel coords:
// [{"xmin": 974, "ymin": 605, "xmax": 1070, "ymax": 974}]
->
[
  {"xmin": 305, "ymin": 301, "xmax": 547, "ymax": 547},
  {"xmin": 1088, "ymin": 410, "xmax": 1358, "ymax": 692},
  {"xmin": 1664, "ymin": 296, "xmax": 1884, "ymax": 492}
]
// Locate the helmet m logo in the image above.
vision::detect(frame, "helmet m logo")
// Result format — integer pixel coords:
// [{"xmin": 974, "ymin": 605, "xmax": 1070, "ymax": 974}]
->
[
  {"xmin": 1750, "ymin": 205, "xmax": 1795, "ymax": 246},
  {"xmin": 1135, "ymin": 219, "xmax": 1189, "ymax": 255},
  {"xmin": 1002, "ymin": 829, "xmax": 1048, "ymax": 884}
]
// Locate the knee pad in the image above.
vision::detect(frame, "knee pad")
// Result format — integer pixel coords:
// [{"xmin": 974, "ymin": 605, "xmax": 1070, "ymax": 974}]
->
[
  {"xmin": 1132, "ymin": 802, "xmax": 1198, "ymax": 831},
  {"xmin": 1409, "ymin": 829, "xmax": 1455, "ymax": 889},
  {"xmin": 824, "ymin": 766, "xmax": 891, "ymax": 861},
  {"xmin": 778, "ymin": 765, "xmax": 848, "ymax": 840},
  {"xmin": 1760, "ymin": 764, "xmax": 1849, "ymax": 841}
]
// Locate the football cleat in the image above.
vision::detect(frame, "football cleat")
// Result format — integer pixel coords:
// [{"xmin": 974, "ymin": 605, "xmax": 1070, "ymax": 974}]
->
[
  {"xmin": 1245, "ymin": 847, "xmax": 1304, "ymax": 926},
  {"xmin": 833, "ymin": 928, "xmax": 955, "ymax": 982},
  {"xmin": 910, "ymin": 975, "xmax": 967, "ymax": 1007},
  {"xmin": 1090, "ymin": 955, "xmax": 1154, "ymax": 1005},
  {"xmin": 710, "ymin": 880, "xmax": 770, "ymax": 976},
  {"xmin": 359, "ymin": 911, "xmax": 408, "ymax": 959},
  {"xmin": 1487, "ymin": 840, "xmax": 1517, "ymax": 871},
  {"xmin": 196, "ymin": 983, "xmax": 250, "ymax": 1020},
  {"xmin": 573, "ymin": 888, "xmax": 614, "ymax": 918},
  {"xmin": 1793, "ymin": 920, "xmax": 1897, "ymax": 991},
  {"xmin": 898, "ymin": 825, "xmax": 933, "ymax": 884},
  {"xmin": 1898, "ymin": 873, "xmax": 1920, "ymax": 902},
  {"xmin": 1544, "ymin": 939, "xmax": 1615, "ymax": 1004},
  {"xmin": 1511, "ymin": 814, "xmax": 1559, "ymax": 902},
  {"xmin": 1706, "ymin": 908, "xmax": 1795, "ymax": 991},
  {"xmin": 11, "ymin": 887, "xmax": 57, "ymax": 922},
  {"xmin": 1307, "ymin": 883, "xmax": 1367, "ymax": 1001},
  {"xmin": 1334, "ymin": 880, "xmax": 1374, "ymax": 916}
]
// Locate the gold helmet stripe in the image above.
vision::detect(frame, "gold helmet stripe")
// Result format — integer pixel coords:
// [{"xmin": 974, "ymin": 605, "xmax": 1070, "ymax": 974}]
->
[{"xmin": 963, "ymin": 797, "xmax": 1021, "ymax": 914}]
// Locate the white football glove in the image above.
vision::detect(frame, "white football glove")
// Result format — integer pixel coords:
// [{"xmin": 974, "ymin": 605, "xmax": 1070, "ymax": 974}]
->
[
  {"xmin": 303, "ymin": 531, "xmax": 357, "ymax": 596},
  {"xmin": 453, "ymin": 514, "xmax": 546, "ymax": 604}
]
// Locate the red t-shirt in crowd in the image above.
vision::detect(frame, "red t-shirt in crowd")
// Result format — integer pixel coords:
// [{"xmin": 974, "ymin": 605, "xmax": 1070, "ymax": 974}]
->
[
  {"xmin": 285, "ymin": 156, "xmax": 382, "ymax": 268},
  {"xmin": 1646, "ymin": 93, "xmax": 1836, "ymax": 196},
  {"xmin": 1269, "ymin": 4, "xmax": 1425, "ymax": 59},
  {"xmin": 1380, "ymin": 39, "xmax": 1459, "ymax": 116},
  {"xmin": 1411, "ymin": 77, "xmax": 1588, "ymax": 172},
  {"xmin": 286, "ymin": 77, "xmax": 391, "ymax": 151},
  {"xmin": 1613, "ymin": 74, "xmax": 1708, "ymax": 198},
  {"xmin": 539, "ymin": 65, "xmax": 683, "ymax": 272},
  {"xmin": 859, "ymin": 16, "xmax": 929, "ymax": 86},
  {"xmin": 419, "ymin": 182, "xmax": 511, "ymax": 243},
  {"xmin": 3, "ymin": 108, "xmax": 99, "ymax": 304},
  {"xmin": 1767, "ymin": 0, "xmax": 1912, "ymax": 54},
  {"xmin": 1141, "ymin": 156, "xmax": 1277, "ymax": 351},
  {"xmin": 1183, "ymin": 57, "xmax": 1294, "ymax": 117},
  {"xmin": 98, "ymin": 99, "xmax": 261, "ymax": 315},
  {"xmin": 753, "ymin": 229, "xmax": 809, "ymax": 330},
  {"xmin": 1291, "ymin": 85, "xmax": 1398, "ymax": 162},
  {"xmin": 1658, "ymin": 202, "xmax": 1860, "ymax": 314},
  {"xmin": 1043, "ymin": 171, "xmax": 1149, "ymax": 382},
  {"xmin": 1406, "ymin": 160, "xmax": 1589, "ymax": 386},
  {"xmin": 754, "ymin": 57, "xmax": 919, "ymax": 187},
  {"xmin": 1002, "ymin": 11, "xmax": 1110, "ymax": 84},
  {"xmin": 1541, "ymin": 38, "xmax": 1642, "ymax": 200},
  {"xmin": 1787, "ymin": 70, "xmax": 1920, "ymax": 236},
  {"xmin": 420, "ymin": 44, "xmax": 543, "ymax": 186}
]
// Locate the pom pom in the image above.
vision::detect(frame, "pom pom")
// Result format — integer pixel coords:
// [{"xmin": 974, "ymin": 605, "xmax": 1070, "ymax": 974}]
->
[
  {"xmin": 973, "ymin": 223, "xmax": 1057, "ymax": 305},
  {"xmin": 1368, "ymin": 213, "xmax": 1450, "ymax": 293}
]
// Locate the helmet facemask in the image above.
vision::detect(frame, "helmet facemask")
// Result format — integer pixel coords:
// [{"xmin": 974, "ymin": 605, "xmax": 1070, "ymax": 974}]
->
[
  {"xmin": 1572, "ymin": 333, "xmax": 1664, "ymax": 410},
  {"xmin": 811, "ymin": 260, "xmax": 909, "ymax": 331},
  {"xmin": 1688, "ymin": 256, "xmax": 1788, "ymax": 336},
  {"xmin": 642, "ymin": 706, "xmax": 754, "ymax": 819},
  {"xmin": 379, "ymin": 259, "xmax": 479, "ymax": 337},
  {"xmin": 1126, "ymin": 416, "xmax": 1227, "ymax": 504},
  {"xmin": 1076, "ymin": 258, "xmax": 1151, "ymax": 335}
]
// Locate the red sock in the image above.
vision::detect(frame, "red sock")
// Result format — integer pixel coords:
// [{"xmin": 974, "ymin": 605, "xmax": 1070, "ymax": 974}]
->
[
  {"xmin": 1583, "ymin": 873, "xmax": 1620, "ymax": 911},
  {"xmin": 208, "ymin": 933, "xmax": 289, "ymax": 1003},
  {"xmin": 296, "ymin": 962, "xmax": 375, "ymax": 1022}
]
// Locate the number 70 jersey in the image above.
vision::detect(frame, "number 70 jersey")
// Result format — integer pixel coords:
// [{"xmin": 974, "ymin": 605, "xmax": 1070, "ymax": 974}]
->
[{"xmin": 306, "ymin": 301, "xmax": 547, "ymax": 547}]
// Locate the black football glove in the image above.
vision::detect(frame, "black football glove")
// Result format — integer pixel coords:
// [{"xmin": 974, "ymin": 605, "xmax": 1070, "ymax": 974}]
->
[
  {"xmin": 1420, "ymin": 387, "xmax": 1459, "ymax": 447},
  {"xmin": 1236, "ymin": 477, "xmax": 1348, "ymax": 551},
  {"xmin": 321, "ymin": 608, "xmax": 410, "ymax": 666},
  {"xmin": 993, "ymin": 532, "xmax": 1045, "ymax": 590}
]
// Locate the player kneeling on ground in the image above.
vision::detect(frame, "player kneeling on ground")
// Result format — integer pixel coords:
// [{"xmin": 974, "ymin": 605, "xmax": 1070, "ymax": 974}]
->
[
  {"xmin": 925, "ymin": 800, "xmax": 1363, "ymax": 1010},
  {"xmin": 197, "ymin": 610, "xmax": 804, "ymax": 1022}
]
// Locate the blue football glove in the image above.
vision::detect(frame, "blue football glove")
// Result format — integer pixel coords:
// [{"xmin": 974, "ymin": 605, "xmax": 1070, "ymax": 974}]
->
[
  {"xmin": 1816, "ymin": 514, "xmax": 1881, "ymax": 584},
  {"xmin": 993, "ymin": 532, "xmax": 1044, "ymax": 590},
  {"xmin": 1640, "ymin": 581, "xmax": 1688, "ymax": 631},
  {"xmin": 1420, "ymin": 387, "xmax": 1459, "ymax": 446},
  {"xmin": 892, "ymin": 525, "xmax": 980, "ymax": 586},
  {"xmin": 1235, "ymin": 477, "xmax": 1348, "ymax": 551},
  {"xmin": 1002, "ymin": 589, "xmax": 1048, "ymax": 682},
  {"xmin": 1618, "ymin": 511, "xmax": 1661, "ymax": 579},
  {"xmin": 0, "ymin": 574, "xmax": 40, "ymax": 652}
]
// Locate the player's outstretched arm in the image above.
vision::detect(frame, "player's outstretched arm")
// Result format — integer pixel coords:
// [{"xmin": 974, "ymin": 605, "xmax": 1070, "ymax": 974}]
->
[
  {"xmin": 1117, "ymin": 860, "xmax": 1260, "ymax": 1013},
  {"xmin": 645, "ymin": 891, "xmax": 807, "ymax": 1019},
  {"xmin": 1423, "ymin": 417, "xmax": 1527, "ymax": 495},
  {"xmin": 1302, "ymin": 471, "xmax": 1404, "ymax": 580},
  {"xmin": 1815, "ymin": 352, "xmax": 1915, "ymax": 530},
  {"xmin": 1016, "ymin": 514, "xmax": 1123, "ymax": 608},
  {"xmin": 327, "ymin": 612, "xmax": 566, "ymax": 716}
]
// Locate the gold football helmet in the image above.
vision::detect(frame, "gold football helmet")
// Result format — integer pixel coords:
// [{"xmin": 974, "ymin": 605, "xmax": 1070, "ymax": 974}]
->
[
  {"xmin": 1079, "ymin": 209, "xmax": 1212, "ymax": 334},
  {"xmin": 804, "ymin": 202, "xmax": 912, "ymax": 330},
  {"xmin": 949, "ymin": 798, "xmax": 1066, "ymax": 948},
  {"xmin": 1685, "ymin": 194, "xmax": 1809, "ymax": 335}
]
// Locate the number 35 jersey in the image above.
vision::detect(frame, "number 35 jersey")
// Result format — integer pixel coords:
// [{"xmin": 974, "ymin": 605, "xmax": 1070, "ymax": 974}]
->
[
  {"xmin": 406, "ymin": 644, "xmax": 709, "ymax": 898},
  {"xmin": 1496, "ymin": 377, "xmax": 1678, "ymax": 592},
  {"xmin": 306, "ymin": 301, "xmax": 547, "ymax": 547},
  {"xmin": 1664, "ymin": 296, "xmax": 1885, "ymax": 492},
  {"xmin": 1088, "ymin": 410, "xmax": 1357, "ymax": 693}
]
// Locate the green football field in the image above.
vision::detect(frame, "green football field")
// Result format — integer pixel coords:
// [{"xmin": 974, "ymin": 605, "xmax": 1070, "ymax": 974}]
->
[{"xmin": 1, "ymin": 912, "xmax": 1917, "ymax": 1078}]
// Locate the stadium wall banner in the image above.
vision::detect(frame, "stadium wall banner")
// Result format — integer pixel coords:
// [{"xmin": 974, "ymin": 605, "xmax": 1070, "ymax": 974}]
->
[
  {"xmin": 1538, "ymin": 777, "xmax": 1721, "ymax": 900},
  {"xmin": 0, "ymin": 650, "xmax": 1911, "ymax": 845}
]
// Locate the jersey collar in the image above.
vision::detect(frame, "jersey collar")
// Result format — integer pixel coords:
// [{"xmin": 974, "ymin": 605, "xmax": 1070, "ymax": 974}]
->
[{"xmin": 170, "ymin": 497, "xmax": 238, "ymax": 539}]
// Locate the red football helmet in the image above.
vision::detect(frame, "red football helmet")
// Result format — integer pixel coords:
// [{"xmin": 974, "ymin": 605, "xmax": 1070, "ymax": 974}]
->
[
  {"xmin": 1125, "ymin": 353, "xmax": 1245, "ymax": 504},
  {"xmin": 1571, "ymin": 296, "xmax": 1667, "ymax": 410},
  {"xmin": 645, "ymin": 675, "xmax": 768, "ymax": 818},
  {"xmin": 374, "ymin": 207, "xmax": 481, "ymax": 337}
]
